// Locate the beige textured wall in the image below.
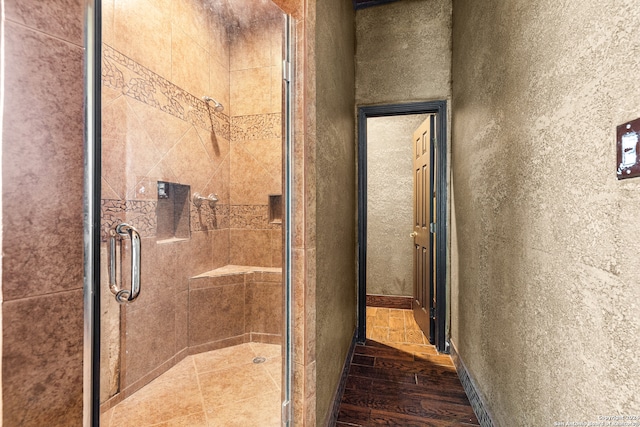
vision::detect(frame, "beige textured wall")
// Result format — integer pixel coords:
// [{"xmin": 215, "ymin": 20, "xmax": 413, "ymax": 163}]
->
[
  {"xmin": 367, "ymin": 115, "xmax": 427, "ymax": 297},
  {"xmin": 356, "ymin": 0, "xmax": 452, "ymax": 105},
  {"xmin": 451, "ymin": 0, "xmax": 640, "ymax": 423},
  {"xmin": 314, "ymin": 0, "xmax": 356, "ymax": 423}
]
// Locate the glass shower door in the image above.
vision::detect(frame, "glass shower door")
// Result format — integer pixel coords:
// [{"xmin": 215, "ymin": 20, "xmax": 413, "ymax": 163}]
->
[{"xmin": 92, "ymin": 1, "xmax": 294, "ymax": 426}]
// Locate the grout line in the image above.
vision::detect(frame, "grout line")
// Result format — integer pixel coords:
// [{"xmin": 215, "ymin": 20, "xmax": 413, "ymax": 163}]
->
[
  {"xmin": 4, "ymin": 18, "xmax": 84, "ymax": 48},
  {"xmin": 262, "ymin": 361, "xmax": 281, "ymax": 391},
  {"xmin": 192, "ymin": 355, "xmax": 211, "ymax": 425}
]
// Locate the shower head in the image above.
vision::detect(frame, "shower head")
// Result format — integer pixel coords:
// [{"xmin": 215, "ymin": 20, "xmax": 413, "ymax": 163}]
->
[{"xmin": 202, "ymin": 96, "xmax": 224, "ymax": 112}]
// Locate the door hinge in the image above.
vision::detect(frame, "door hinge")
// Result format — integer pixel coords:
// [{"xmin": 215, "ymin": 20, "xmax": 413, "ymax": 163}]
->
[
  {"xmin": 430, "ymin": 307, "xmax": 436, "ymax": 319},
  {"xmin": 282, "ymin": 400, "xmax": 291, "ymax": 425},
  {"xmin": 429, "ymin": 223, "xmax": 436, "ymax": 234},
  {"xmin": 283, "ymin": 60, "xmax": 292, "ymax": 83}
]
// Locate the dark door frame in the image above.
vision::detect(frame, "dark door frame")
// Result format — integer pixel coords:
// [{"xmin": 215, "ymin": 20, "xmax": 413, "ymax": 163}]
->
[{"xmin": 357, "ymin": 101, "xmax": 448, "ymax": 353}]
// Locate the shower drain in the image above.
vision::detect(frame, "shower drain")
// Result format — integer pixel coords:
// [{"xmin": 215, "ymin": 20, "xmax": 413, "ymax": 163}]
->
[{"xmin": 253, "ymin": 356, "xmax": 266, "ymax": 364}]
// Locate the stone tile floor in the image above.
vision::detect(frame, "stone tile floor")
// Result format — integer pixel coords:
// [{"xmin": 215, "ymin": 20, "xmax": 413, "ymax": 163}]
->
[
  {"xmin": 102, "ymin": 342, "xmax": 282, "ymax": 427},
  {"xmin": 366, "ymin": 306, "xmax": 431, "ymax": 345}
]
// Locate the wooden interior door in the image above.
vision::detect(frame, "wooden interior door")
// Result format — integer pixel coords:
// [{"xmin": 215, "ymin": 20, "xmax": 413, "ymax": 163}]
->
[{"xmin": 412, "ymin": 115, "xmax": 436, "ymax": 343}]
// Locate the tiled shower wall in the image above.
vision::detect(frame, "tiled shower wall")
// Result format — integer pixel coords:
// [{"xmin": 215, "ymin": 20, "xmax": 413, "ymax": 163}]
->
[
  {"xmin": 229, "ymin": 16, "xmax": 284, "ymax": 268},
  {"xmin": 2, "ymin": 1, "xmax": 85, "ymax": 426},
  {"xmin": 99, "ymin": 0, "xmax": 285, "ymax": 407}
]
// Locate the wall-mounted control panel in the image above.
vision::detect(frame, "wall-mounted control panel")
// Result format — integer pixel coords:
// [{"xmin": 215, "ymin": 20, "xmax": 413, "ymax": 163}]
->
[{"xmin": 617, "ymin": 118, "xmax": 640, "ymax": 179}]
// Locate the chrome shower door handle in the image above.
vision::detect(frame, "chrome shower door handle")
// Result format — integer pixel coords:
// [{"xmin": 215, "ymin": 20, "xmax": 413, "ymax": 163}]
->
[{"xmin": 109, "ymin": 223, "xmax": 141, "ymax": 304}]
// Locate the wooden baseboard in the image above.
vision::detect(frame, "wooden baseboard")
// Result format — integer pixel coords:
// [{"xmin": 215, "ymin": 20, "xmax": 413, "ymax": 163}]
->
[
  {"xmin": 324, "ymin": 329, "xmax": 357, "ymax": 427},
  {"xmin": 450, "ymin": 340, "xmax": 496, "ymax": 427},
  {"xmin": 366, "ymin": 294, "xmax": 412, "ymax": 309}
]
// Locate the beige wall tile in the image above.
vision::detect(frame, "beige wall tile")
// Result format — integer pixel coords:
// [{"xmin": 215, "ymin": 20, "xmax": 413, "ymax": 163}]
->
[
  {"xmin": 174, "ymin": 232, "xmax": 215, "ymax": 282},
  {"xmin": 292, "ymin": 251, "xmax": 306, "ymax": 366},
  {"xmin": 188, "ymin": 284, "xmax": 245, "ymax": 346},
  {"xmin": 229, "ymin": 229, "xmax": 272, "ymax": 266},
  {"xmin": 270, "ymin": 18, "xmax": 285, "ymax": 66},
  {"xmin": 271, "ymin": 65, "xmax": 284, "ymax": 114},
  {"xmin": 102, "ymin": 97, "xmax": 165, "ymax": 200},
  {"xmin": 113, "ymin": 0, "xmax": 172, "ymax": 79},
  {"xmin": 164, "ymin": 127, "xmax": 216, "ymax": 194},
  {"xmin": 102, "ymin": 177, "xmax": 120, "ymax": 200},
  {"xmin": 172, "ymin": 26, "xmax": 210, "ymax": 98},
  {"xmin": 203, "ymin": 153, "xmax": 230, "ymax": 205},
  {"xmin": 195, "ymin": 127, "xmax": 230, "ymax": 172},
  {"xmin": 292, "ymin": 133, "xmax": 306, "ymax": 248},
  {"xmin": 209, "ymin": 12, "xmax": 230, "ymax": 70},
  {"xmin": 230, "ymin": 144, "xmax": 281, "ymax": 205},
  {"xmin": 209, "ymin": 59, "xmax": 230, "ymax": 110},
  {"xmin": 123, "ymin": 296, "xmax": 177, "ymax": 387},
  {"xmin": 230, "ymin": 67, "xmax": 273, "ymax": 116},
  {"xmin": 146, "ymin": 159, "xmax": 180, "ymax": 190},
  {"xmin": 102, "ymin": 0, "xmax": 115, "ymax": 45},
  {"xmin": 230, "ymin": 21, "xmax": 272, "ymax": 71},
  {"xmin": 102, "ymin": 81, "xmax": 122, "ymax": 106},
  {"xmin": 171, "ymin": 0, "xmax": 212, "ymax": 53},
  {"xmin": 127, "ymin": 97, "xmax": 192, "ymax": 157},
  {"xmin": 176, "ymin": 290, "xmax": 190, "ymax": 353},
  {"xmin": 245, "ymin": 282, "xmax": 283, "ymax": 334},
  {"xmin": 271, "ymin": 229, "xmax": 283, "ymax": 268},
  {"xmin": 239, "ymin": 138, "xmax": 282, "ymax": 182},
  {"xmin": 211, "ymin": 228, "xmax": 231, "ymax": 269}
]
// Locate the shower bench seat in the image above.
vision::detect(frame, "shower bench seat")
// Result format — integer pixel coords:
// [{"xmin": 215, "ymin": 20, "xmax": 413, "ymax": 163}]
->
[
  {"xmin": 187, "ymin": 265, "xmax": 283, "ymax": 353},
  {"xmin": 192, "ymin": 264, "xmax": 282, "ymax": 279}
]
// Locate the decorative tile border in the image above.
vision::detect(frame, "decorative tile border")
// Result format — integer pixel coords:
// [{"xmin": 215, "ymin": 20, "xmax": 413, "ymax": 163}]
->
[
  {"xmin": 125, "ymin": 200, "xmax": 157, "ymax": 237},
  {"xmin": 102, "ymin": 44, "xmax": 230, "ymax": 140},
  {"xmin": 101, "ymin": 199, "xmax": 126, "ymax": 241},
  {"xmin": 230, "ymin": 205, "xmax": 273, "ymax": 229},
  {"xmin": 101, "ymin": 199, "xmax": 157, "ymax": 239},
  {"xmin": 230, "ymin": 113, "xmax": 281, "ymax": 141},
  {"xmin": 103, "ymin": 199, "xmax": 236, "ymax": 238},
  {"xmin": 450, "ymin": 340, "xmax": 496, "ymax": 427},
  {"xmin": 190, "ymin": 204, "xmax": 229, "ymax": 232}
]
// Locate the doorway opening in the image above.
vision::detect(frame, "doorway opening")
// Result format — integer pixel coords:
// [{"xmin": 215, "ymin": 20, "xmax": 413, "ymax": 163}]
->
[{"xmin": 357, "ymin": 101, "xmax": 448, "ymax": 353}]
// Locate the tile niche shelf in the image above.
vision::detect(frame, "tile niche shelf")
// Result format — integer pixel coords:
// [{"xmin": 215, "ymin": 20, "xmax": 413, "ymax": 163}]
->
[
  {"xmin": 268, "ymin": 194, "xmax": 282, "ymax": 224},
  {"xmin": 156, "ymin": 181, "xmax": 190, "ymax": 244}
]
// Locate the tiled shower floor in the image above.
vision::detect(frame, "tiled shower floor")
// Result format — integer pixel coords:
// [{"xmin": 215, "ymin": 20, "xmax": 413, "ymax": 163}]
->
[{"xmin": 102, "ymin": 343, "xmax": 282, "ymax": 427}]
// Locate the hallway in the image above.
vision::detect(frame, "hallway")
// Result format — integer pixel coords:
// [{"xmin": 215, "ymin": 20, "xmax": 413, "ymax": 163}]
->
[{"xmin": 336, "ymin": 308, "xmax": 479, "ymax": 426}]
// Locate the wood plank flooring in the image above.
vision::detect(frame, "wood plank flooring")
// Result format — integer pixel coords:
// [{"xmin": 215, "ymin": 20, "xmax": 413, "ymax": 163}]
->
[{"xmin": 336, "ymin": 308, "xmax": 479, "ymax": 426}]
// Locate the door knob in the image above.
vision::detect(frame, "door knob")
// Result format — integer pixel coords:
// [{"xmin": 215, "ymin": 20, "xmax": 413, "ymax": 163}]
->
[{"xmin": 410, "ymin": 232, "xmax": 418, "ymax": 238}]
